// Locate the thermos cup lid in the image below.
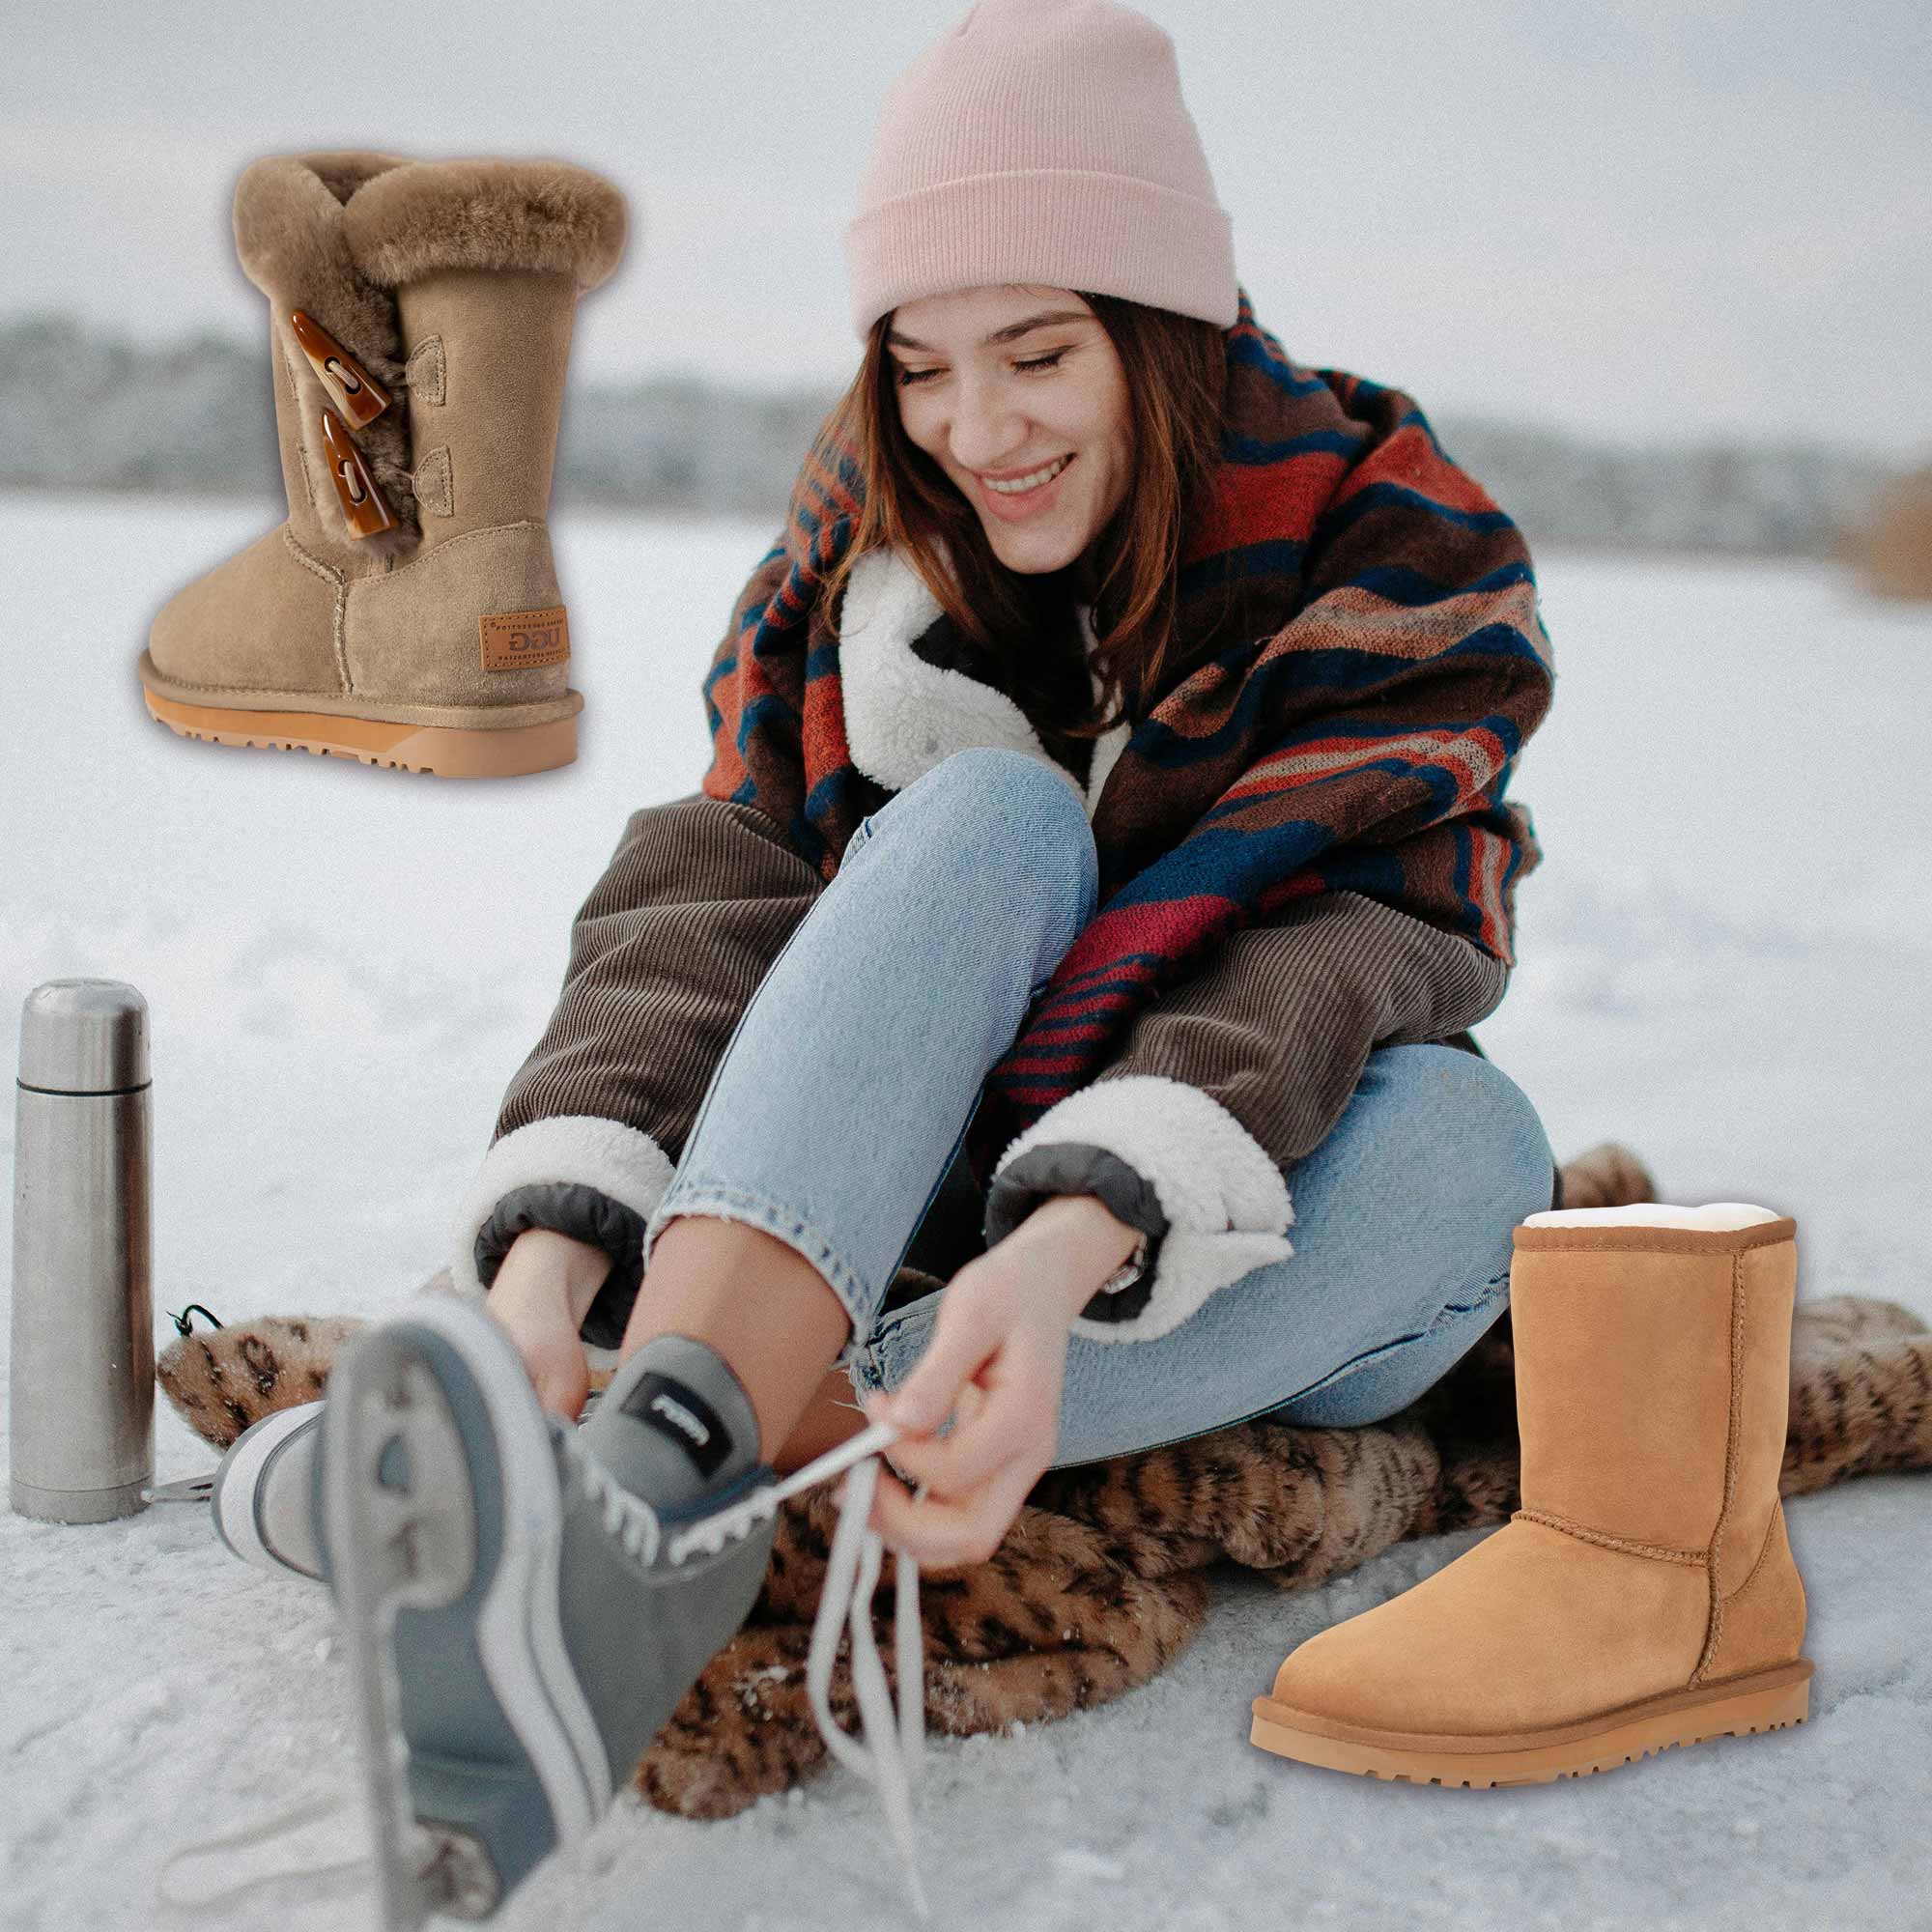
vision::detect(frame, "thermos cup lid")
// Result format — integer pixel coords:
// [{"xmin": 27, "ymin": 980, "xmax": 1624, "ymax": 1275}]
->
[{"xmin": 16, "ymin": 979, "xmax": 150, "ymax": 1094}]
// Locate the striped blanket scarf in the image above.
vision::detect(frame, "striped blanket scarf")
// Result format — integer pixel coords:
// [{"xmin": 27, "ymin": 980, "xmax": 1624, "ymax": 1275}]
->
[{"xmin": 699, "ymin": 287, "xmax": 1556, "ymax": 1189}]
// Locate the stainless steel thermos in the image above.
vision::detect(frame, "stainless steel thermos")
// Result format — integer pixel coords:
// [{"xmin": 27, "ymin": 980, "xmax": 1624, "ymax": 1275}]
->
[{"xmin": 10, "ymin": 979, "xmax": 155, "ymax": 1522}]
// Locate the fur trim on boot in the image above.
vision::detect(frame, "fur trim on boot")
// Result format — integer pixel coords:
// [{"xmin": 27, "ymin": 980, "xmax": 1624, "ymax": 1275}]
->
[
  {"xmin": 138, "ymin": 148, "xmax": 626, "ymax": 774},
  {"xmin": 228, "ymin": 151, "xmax": 627, "ymax": 548}
]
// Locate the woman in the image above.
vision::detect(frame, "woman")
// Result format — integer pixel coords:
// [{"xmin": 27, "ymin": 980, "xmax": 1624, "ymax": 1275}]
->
[{"xmin": 310, "ymin": 0, "xmax": 1558, "ymax": 1918}]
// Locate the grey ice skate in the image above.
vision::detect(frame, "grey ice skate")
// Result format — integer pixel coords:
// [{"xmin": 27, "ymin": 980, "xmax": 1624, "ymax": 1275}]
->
[
  {"xmin": 209, "ymin": 1387, "xmax": 610, "ymax": 1584},
  {"xmin": 313, "ymin": 1298, "xmax": 905, "ymax": 1926},
  {"xmin": 211, "ymin": 1402, "xmax": 326, "ymax": 1579}
]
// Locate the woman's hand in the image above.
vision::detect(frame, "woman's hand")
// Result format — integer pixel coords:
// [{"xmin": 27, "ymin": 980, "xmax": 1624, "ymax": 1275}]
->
[
  {"xmin": 485, "ymin": 1226, "xmax": 611, "ymax": 1420},
  {"xmin": 863, "ymin": 1193, "xmax": 1142, "ymax": 1568}
]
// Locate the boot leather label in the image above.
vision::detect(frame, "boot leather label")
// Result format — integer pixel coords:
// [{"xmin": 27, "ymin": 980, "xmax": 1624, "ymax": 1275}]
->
[
  {"xmin": 479, "ymin": 606, "xmax": 570, "ymax": 671},
  {"xmin": 622, "ymin": 1371, "xmax": 732, "ymax": 1479}
]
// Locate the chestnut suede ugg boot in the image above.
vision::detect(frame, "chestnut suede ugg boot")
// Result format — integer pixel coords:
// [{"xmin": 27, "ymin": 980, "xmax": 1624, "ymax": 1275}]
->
[
  {"xmin": 136, "ymin": 151, "xmax": 626, "ymax": 777},
  {"xmin": 1252, "ymin": 1203, "xmax": 1813, "ymax": 1785}
]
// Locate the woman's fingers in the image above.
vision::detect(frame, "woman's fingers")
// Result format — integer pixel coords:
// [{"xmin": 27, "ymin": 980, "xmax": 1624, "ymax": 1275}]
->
[
  {"xmin": 867, "ymin": 1453, "xmax": 1043, "ymax": 1570},
  {"xmin": 867, "ymin": 1374, "xmax": 981, "ymax": 1463},
  {"xmin": 881, "ymin": 1279, "xmax": 1000, "ymax": 1433},
  {"xmin": 857, "ymin": 1259, "xmax": 1071, "ymax": 1565},
  {"xmin": 882, "ymin": 1366, "xmax": 1052, "ymax": 1496}
]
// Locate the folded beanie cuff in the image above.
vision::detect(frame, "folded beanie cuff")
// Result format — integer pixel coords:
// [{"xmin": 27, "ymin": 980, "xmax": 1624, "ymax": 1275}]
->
[{"xmin": 844, "ymin": 165, "xmax": 1237, "ymax": 340}]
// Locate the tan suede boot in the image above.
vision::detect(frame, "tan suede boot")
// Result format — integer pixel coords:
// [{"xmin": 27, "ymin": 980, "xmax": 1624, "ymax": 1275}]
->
[
  {"xmin": 1251, "ymin": 1203, "xmax": 1813, "ymax": 1785},
  {"xmin": 137, "ymin": 151, "xmax": 627, "ymax": 777}
]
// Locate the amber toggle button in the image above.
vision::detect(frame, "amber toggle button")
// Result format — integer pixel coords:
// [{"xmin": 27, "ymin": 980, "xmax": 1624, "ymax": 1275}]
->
[
  {"xmin": 290, "ymin": 309, "xmax": 391, "ymax": 427},
  {"xmin": 319, "ymin": 408, "xmax": 397, "ymax": 537}
]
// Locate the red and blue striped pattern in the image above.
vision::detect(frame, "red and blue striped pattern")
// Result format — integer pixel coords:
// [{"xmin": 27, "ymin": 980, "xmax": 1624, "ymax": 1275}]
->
[{"xmin": 699, "ymin": 287, "xmax": 1554, "ymax": 1183}]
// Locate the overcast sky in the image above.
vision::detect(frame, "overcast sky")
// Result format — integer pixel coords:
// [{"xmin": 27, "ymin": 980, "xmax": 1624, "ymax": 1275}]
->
[{"xmin": 4, "ymin": 0, "xmax": 1927, "ymax": 456}]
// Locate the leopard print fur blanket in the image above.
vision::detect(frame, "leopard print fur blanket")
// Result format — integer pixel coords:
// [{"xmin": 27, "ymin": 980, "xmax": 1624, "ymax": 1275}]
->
[{"xmin": 156, "ymin": 1144, "xmax": 1932, "ymax": 1821}]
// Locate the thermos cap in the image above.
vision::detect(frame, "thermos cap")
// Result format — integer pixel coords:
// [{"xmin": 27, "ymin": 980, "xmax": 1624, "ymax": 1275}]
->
[{"xmin": 16, "ymin": 980, "xmax": 150, "ymax": 1094}]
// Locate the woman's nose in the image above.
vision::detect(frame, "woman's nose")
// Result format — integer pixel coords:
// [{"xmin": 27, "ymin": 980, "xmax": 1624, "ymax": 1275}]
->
[{"xmin": 945, "ymin": 380, "xmax": 1031, "ymax": 471}]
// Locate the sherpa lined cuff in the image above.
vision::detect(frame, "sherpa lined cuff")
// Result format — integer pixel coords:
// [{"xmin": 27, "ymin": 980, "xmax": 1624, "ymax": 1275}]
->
[
  {"xmin": 449, "ymin": 1114, "xmax": 674, "ymax": 1345},
  {"xmin": 474, "ymin": 1182, "xmax": 649, "ymax": 1353},
  {"xmin": 983, "ymin": 1073, "xmax": 1294, "ymax": 1343},
  {"xmin": 983, "ymin": 1143, "xmax": 1172, "ymax": 1323}
]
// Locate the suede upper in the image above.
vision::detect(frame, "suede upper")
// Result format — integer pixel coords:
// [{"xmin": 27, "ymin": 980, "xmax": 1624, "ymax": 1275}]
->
[
  {"xmin": 1262, "ymin": 1211, "xmax": 1808, "ymax": 1745},
  {"xmin": 144, "ymin": 150, "xmax": 627, "ymax": 724}
]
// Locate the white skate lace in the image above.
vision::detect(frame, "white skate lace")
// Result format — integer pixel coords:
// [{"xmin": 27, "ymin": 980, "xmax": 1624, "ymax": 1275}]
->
[{"xmin": 156, "ymin": 1418, "xmax": 931, "ymax": 1922}]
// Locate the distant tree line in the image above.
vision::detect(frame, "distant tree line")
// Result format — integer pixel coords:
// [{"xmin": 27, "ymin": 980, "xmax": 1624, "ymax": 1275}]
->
[{"xmin": 0, "ymin": 311, "xmax": 1912, "ymax": 558}]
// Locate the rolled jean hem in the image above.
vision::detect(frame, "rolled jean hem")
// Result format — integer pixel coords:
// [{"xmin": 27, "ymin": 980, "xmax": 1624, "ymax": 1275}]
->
[{"xmin": 643, "ymin": 1176, "xmax": 874, "ymax": 1366}]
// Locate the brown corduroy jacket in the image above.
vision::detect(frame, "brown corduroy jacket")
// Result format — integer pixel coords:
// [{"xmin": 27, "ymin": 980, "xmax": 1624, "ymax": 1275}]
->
[{"xmin": 450, "ymin": 582, "xmax": 1534, "ymax": 1351}]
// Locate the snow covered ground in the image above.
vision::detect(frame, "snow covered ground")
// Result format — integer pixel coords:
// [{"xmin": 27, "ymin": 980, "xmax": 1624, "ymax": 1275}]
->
[{"xmin": 2, "ymin": 492, "xmax": 1927, "ymax": 1931}]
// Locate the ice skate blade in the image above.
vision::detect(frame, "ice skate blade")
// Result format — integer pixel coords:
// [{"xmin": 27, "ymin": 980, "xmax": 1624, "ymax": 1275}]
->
[
  {"xmin": 1250, "ymin": 1658, "xmax": 1813, "ymax": 1786},
  {"xmin": 145, "ymin": 1472, "xmax": 218, "ymax": 1503}
]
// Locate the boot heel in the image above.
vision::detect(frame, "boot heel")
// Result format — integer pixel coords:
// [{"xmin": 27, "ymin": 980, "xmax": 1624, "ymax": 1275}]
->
[{"xmin": 1694, "ymin": 1663, "xmax": 1811, "ymax": 1739}]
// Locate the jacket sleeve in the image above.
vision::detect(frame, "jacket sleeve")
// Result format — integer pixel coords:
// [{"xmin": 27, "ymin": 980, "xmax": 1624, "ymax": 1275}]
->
[
  {"xmin": 980, "ymin": 889, "xmax": 1511, "ymax": 1344},
  {"xmin": 448, "ymin": 789, "xmax": 824, "ymax": 1349}
]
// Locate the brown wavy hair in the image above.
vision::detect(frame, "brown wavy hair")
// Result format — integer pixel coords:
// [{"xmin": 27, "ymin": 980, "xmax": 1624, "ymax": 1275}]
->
[{"xmin": 795, "ymin": 287, "xmax": 1234, "ymax": 774}]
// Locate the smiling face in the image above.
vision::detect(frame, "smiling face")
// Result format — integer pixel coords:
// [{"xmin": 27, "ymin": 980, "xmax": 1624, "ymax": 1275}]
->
[{"xmin": 885, "ymin": 285, "xmax": 1133, "ymax": 584}]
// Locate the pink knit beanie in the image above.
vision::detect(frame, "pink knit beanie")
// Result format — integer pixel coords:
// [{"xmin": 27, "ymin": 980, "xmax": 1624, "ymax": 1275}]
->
[{"xmin": 843, "ymin": 0, "xmax": 1237, "ymax": 342}]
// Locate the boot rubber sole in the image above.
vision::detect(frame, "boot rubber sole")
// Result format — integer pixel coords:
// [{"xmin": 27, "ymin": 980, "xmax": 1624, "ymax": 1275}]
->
[
  {"xmin": 1250, "ymin": 1656, "xmax": 1813, "ymax": 1787},
  {"xmin": 139, "ymin": 680, "xmax": 580, "ymax": 778}
]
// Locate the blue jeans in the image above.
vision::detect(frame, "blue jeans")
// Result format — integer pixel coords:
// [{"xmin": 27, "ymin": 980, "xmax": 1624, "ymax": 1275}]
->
[{"xmin": 639, "ymin": 748, "xmax": 1556, "ymax": 1468}]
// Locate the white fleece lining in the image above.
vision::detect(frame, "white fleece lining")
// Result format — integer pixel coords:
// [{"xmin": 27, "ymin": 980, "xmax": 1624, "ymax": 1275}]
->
[
  {"xmin": 446, "ymin": 1113, "xmax": 677, "ymax": 1300},
  {"xmin": 990, "ymin": 1073, "xmax": 1295, "ymax": 1344},
  {"xmin": 1524, "ymin": 1202, "xmax": 1781, "ymax": 1230},
  {"xmin": 838, "ymin": 543, "xmax": 1132, "ymax": 821}
]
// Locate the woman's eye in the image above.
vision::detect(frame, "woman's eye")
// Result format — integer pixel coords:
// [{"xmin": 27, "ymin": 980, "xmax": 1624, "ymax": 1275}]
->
[{"xmin": 894, "ymin": 349, "xmax": 1067, "ymax": 388}]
